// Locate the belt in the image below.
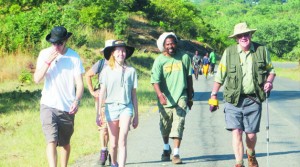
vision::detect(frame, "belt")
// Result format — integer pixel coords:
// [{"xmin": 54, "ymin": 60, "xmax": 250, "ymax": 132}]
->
[
  {"xmin": 240, "ymin": 94, "xmax": 256, "ymax": 98},
  {"xmin": 241, "ymin": 94, "xmax": 260, "ymax": 104}
]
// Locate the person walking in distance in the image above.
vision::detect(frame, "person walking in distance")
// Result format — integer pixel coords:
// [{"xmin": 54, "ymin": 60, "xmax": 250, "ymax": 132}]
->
[
  {"xmin": 34, "ymin": 26, "xmax": 85, "ymax": 167},
  {"xmin": 98, "ymin": 40, "xmax": 139, "ymax": 167},
  {"xmin": 208, "ymin": 22, "xmax": 275, "ymax": 167},
  {"xmin": 151, "ymin": 32, "xmax": 194, "ymax": 164},
  {"xmin": 209, "ymin": 50, "xmax": 217, "ymax": 75},
  {"xmin": 85, "ymin": 40, "xmax": 114, "ymax": 166},
  {"xmin": 202, "ymin": 52, "xmax": 210, "ymax": 79},
  {"xmin": 192, "ymin": 50, "xmax": 201, "ymax": 80}
]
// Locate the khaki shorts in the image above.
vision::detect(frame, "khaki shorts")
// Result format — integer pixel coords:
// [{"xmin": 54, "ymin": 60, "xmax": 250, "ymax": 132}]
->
[
  {"xmin": 159, "ymin": 97, "xmax": 187, "ymax": 139},
  {"xmin": 40, "ymin": 104, "xmax": 74, "ymax": 146}
]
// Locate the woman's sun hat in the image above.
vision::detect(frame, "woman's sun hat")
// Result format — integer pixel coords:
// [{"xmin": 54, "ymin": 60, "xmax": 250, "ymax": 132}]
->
[
  {"xmin": 46, "ymin": 26, "xmax": 72, "ymax": 43},
  {"xmin": 103, "ymin": 40, "xmax": 135, "ymax": 60},
  {"xmin": 156, "ymin": 32, "xmax": 178, "ymax": 52},
  {"xmin": 228, "ymin": 22, "xmax": 256, "ymax": 38}
]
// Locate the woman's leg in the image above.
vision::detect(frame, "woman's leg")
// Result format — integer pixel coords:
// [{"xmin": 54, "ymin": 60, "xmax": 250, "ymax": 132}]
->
[
  {"xmin": 108, "ymin": 121, "xmax": 120, "ymax": 166},
  {"xmin": 194, "ymin": 67, "xmax": 198, "ymax": 79},
  {"xmin": 118, "ymin": 115, "xmax": 132, "ymax": 167}
]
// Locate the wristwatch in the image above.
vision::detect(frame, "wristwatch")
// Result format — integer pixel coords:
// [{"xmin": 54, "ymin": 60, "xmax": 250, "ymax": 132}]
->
[{"xmin": 211, "ymin": 92, "xmax": 217, "ymax": 96}]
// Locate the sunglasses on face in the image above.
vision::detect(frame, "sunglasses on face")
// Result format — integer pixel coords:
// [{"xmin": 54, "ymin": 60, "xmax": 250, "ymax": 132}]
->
[
  {"xmin": 51, "ymin": 41, "xmax": 64, "ymax": 46},
  {"xmin": 236, "ymin": 33, "xmax": 251, "ymax": 38}
]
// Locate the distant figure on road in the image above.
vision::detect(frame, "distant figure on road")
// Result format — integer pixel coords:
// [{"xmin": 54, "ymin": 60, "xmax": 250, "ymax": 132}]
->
[
  {"xmin": 151, "ymin": 32, "xmax": 194, "ymax": 164},
  {"xmin": 85, "ymin": 40, "xmax": 114, "ymax": 166},
  {"xmin": 97, "ymin": 40, "xmax": 138, "ymax": 167},
  {"xmin": 209, "ymin": 22, "xmax": 276, "ymax": 167},
  {"xmin": 192, "ymin": 50, "xmax": 201, "ymax": 80},
  {"xmin": 209, "ymin": 50, "xmax": 217, "ymax": 75},
  {"xmin": 34, "ymin": 26, "xmax": 85, "ymax": 167},
  {"xmin": 202, "ymin": 52, "xmax": 210, "ymax": 79}
]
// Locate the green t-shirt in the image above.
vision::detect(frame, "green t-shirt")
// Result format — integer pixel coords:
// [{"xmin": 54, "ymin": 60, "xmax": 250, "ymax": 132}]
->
[
  {"xmin": 151, "ymin": 50, "xmax": 192, "ymax": 107},
  {"xmin": 209, "ymin": 52, "xmax": 216, "ymax": 64}
]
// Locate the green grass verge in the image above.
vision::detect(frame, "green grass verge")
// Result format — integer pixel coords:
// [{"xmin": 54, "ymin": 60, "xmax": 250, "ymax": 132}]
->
[{"xmin": 275, "ymin": 66, "xmax": 300, "ymax": 81}]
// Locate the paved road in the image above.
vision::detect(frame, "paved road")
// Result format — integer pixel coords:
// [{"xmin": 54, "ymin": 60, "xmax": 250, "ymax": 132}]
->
[{"xmin": 72, "ymin": 72, "xmax": 300, "ymax": 167}]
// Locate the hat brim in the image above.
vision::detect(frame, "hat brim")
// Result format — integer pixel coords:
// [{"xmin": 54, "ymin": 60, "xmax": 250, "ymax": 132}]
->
[
  {"xmin": 104, "ymin": 46, "xmax": 135, "ymax": 60},
  {"xmin": 228, "ymin": 29, "xmax": 256, "ymax": 38},
  {"xmin": 46, "ymin": 32, "xmax": 73, "ymax": 43},
  {"xmin": 157, "ymin": 32, "xmax": 178, "ymax": 52}
]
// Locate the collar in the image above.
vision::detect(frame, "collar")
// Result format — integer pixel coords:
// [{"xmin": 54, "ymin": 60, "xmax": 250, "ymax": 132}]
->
[{"xmin": 237, "ymin": 42, "xmax": 255, "ymax": 53}]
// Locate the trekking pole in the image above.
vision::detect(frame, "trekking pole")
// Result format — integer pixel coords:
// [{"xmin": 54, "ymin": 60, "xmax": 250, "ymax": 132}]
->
[{"xmin": 265, "ymin": 92, "xmax": 270, "ymax": 167}]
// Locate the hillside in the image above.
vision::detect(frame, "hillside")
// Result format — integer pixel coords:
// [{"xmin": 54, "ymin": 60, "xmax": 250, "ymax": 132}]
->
[{"xmin": 127, "ymin": 16, "xmax": 209, "ymax": 56}]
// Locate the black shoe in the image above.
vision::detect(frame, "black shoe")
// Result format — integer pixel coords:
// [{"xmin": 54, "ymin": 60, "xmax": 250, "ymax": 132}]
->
[{"xmin": 161, "ymin": 147, "xmax": 172, "ymax": 161}]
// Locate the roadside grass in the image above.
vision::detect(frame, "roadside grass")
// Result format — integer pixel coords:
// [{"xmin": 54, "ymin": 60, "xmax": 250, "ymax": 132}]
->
[{"xmin": 275, "ymin": 66, "xmax": 300, "ymax": 81}]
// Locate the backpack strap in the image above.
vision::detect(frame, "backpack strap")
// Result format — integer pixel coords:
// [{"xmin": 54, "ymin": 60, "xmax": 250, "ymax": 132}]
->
[{"xmin": 97, "ymin": 59, "xmax": 105, "ymax": 74}]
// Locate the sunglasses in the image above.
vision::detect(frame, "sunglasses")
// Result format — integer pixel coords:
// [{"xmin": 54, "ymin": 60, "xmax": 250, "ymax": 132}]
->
[
  {"xmin": 51, "ymin": 41, "xmax": 64, "ymax": 46},
  {"xmin": 236, "ymin": 33, "xmax": 251, "ymax": 38}
]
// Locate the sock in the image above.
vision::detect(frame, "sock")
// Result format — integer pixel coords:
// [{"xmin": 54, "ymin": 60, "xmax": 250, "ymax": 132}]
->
[
  {"xmin": 163, "ymin": 144, "xmax": 170, "ymax": 150},
  {"xmin": 247, "ymin": 149, "xmax": 254, "ymax": 156},
  {"xmin": 236, "ymin": 160, "xmax": 244, "ymax": 165},
  {"xmin": 101, "ymin": 147, "xmax": 107, "ymax": 151},
  {"xmin": 173, "ymin": 148, "xmax": 179, "ymax": 156}
]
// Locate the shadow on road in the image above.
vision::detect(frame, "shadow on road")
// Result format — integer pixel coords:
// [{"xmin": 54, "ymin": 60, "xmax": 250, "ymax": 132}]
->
[
  {"xmin": 268, "ymin": 90, "xmax": 300, "ymax": 101},
  {"xmin": 193, "ymin": 91, "xmax": 224, "ymax": 102},
  {"xmin": 126, "ymin": 150, "xmax": 300, "ymax": 166},
  {"xmin": 193, "ymin": 90, "xmax": 300, "ymax": 102}
]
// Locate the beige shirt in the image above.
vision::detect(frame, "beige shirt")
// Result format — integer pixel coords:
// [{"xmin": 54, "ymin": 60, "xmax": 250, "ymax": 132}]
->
[{"xmin": 215, "ymin": 43, "xmax": 275, "ymax": 94}]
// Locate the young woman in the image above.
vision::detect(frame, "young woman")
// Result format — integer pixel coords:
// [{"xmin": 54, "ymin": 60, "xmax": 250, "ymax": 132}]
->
[{"xmin": 98, "ymin": 40, "xmax": 139, "ymax": 167}]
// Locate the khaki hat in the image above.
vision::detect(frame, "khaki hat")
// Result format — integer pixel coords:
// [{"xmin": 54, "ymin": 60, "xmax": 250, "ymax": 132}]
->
[
  {"xmin": 103, "ymin": 40, "xmax": 135, "ymax": 60},
  {"xmin": 156, "ymin": 32, "xmax": 178, "ymax": 52},
  {"xmin": 100, "ymin": 39, "xmax": 115, "ymax": 53},
  {"xmin": 228, "ymin": 22, "xmax": 256, "ymax": 38}
]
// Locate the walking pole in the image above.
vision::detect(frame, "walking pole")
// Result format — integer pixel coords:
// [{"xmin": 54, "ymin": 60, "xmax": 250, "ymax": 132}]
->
[{"xmin": 265, "ymin": 92, "xmax": 270, "ymax": 167}]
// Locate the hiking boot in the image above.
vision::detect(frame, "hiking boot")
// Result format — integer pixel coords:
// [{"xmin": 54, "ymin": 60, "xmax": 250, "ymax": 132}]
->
[
  {"xmin": 246, "ymin": 150, "xmax": 259, "ymax": 167},
  {"xmin": 99, "ymin": 150, "xmax": 108, "ymax": 166},
  {"xmin": 234, "ymin": 164, "xmax": 245, "ymax": 167},
  {"xmin": 161, "ymin": 147, "xmax": 172, "ymax": 161},
  {"xmin": 172, "ymin": 155, "xmax": 182, "ymax": 164},
  {"xmin": 111, "ymin": 162, "xmax": 118, "ymax": 167}
]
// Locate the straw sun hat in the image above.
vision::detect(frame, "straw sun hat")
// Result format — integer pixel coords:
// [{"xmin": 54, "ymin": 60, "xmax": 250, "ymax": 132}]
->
[{"xmin": 228, "ymin": 22, "xmax": 256, "ymax": 38}]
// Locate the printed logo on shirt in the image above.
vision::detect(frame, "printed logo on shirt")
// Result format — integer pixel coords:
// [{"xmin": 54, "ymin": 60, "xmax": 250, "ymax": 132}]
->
[{"xmin": 163, "ymin": 62, "xmax": 182, "ymax": 73}]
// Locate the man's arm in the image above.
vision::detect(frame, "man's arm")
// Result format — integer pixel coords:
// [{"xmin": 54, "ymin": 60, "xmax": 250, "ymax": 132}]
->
[
  {"xmin": 69, "ymin": 74, "xmax": 84, "ymax": 114},
  {"xmin": 153, "ymin": 83, "xmax": 167, "ymax": 105},
  {"xmin": 85, "ymin": 68, "xmax": 97, "ymax": 97}
]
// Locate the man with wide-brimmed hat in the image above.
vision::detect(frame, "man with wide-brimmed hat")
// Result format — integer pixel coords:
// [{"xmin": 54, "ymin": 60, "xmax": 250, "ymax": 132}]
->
[
  {"xmin": 34, "ymin": 26, "xmax": 84, "ymax": 167},
  {"xmin": 209, "ymin": 22, "xmax": 276, "ymax": 167},
  {"xmin": 151, "ymin": 32, "xmax": 194, "ymax": 164}
]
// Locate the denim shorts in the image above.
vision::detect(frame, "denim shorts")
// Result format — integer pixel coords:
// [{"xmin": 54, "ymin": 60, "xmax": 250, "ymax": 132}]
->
[
  {"xmin": 224, "ymin": 96, "xmax": 262, "ymax": 133},
  {"xmin": 105, "ymin": 103, "xmax": 134, "ymax": 122},
  {"xmin": 40, "ymin": 104, "xmax": 74, "ymax": 146}
]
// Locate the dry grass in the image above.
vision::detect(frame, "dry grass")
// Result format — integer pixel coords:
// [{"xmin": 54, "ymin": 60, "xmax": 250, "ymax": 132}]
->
[{"xmin": 0, "ymin": 52, "xmax": 36, "ymax": 82}]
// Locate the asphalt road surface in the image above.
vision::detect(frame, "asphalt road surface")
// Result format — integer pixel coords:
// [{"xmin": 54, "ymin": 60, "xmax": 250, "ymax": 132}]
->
[{"xmin": 72, "ymin": 68, "xmax": 300, "ymax": 167}]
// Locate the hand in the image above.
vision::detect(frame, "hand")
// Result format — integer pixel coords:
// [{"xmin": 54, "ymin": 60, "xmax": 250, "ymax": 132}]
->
[
  {"xmin": 69, "ymin": 101, "xmax": 79, "ymax": 114},
  {"xmin": 47, "ymin": 49, "xmax": 60, "ymax": 62},
  {"xmin": 158, "ymin": 93, "xmax": 167, "ymax": 105},
  {"xmin": 91, "ymin": 90, "xmax": 99, "ymax": 98},
  {"xmin": 187, "ymin": 100, "xmax": 193, "ymax": 110},
  {"xmin": 132, "ymin": 115, "xmax": 139, "ymax": 129},
  {"xmin": 264, "ymin": 81, "xmax": 273, "ymax": 93},
  {"xmin": 97, "ymin": 114, "xmax": 103, "ymax": 126},
  {"xmin": 209, "ymin": 105, "xmax": 219, "ymax": 112},
  {"xmin": 208, "ymin": 98, "xmax": 219, "ymax": 112}
]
